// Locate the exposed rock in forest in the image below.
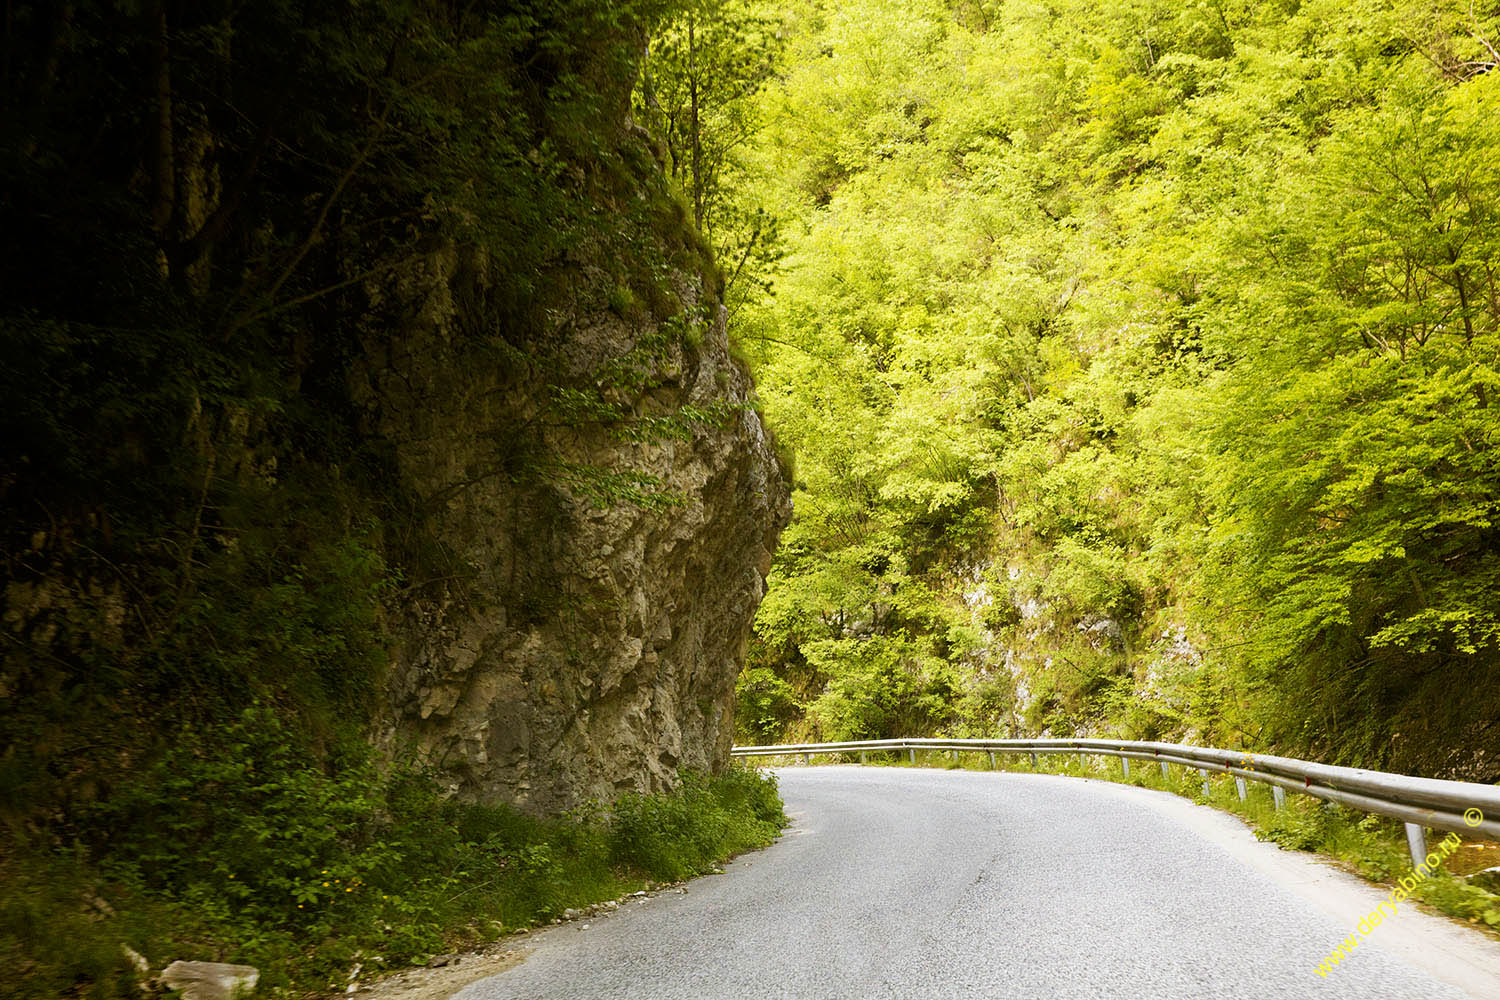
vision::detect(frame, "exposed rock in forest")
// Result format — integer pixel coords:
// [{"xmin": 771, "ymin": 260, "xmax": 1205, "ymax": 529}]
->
[
  {"xmin": 0, "ymin": 2, "xmax": 789, "ymax": 819},
  {"xmin": 359, "ymin": 233, "xmax": 788, "ymax": 812}
]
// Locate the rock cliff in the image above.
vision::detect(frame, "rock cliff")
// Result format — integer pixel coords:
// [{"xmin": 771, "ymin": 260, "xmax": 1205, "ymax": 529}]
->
[
  {"xmin": 0, "ymin": 3, "xmax": 787, "ymax": 820},
  {"xmin": 355, "ymin": 182, "xmax": 788, "ymax": 814}
]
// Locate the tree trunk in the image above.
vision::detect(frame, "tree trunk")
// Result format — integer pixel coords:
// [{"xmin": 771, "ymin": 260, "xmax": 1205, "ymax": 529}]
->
[{"xmin": 688, "ymin": 16, "xmax": 703, "ymax": 231}]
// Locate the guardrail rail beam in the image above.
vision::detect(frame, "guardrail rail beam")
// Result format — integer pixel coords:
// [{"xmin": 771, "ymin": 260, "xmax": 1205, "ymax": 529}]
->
[{"xmin": 730, "ymin": 737, "xmax": 1500, "ymax": 841}]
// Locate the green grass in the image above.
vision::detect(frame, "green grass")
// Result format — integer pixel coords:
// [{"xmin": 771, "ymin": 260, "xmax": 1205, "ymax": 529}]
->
[
  {"xmin": 1, "ymin": 759, "xmax": 785, "ymax": 1000},
  {"xmin": 767, "ymin": 749, "xmax": 1500, "ymax": 932}
]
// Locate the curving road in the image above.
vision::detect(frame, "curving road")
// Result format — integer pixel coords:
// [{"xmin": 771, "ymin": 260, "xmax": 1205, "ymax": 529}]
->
[{"xmin": 456, "ymin": 766, "xmax": 1500, "ymax": 1000}]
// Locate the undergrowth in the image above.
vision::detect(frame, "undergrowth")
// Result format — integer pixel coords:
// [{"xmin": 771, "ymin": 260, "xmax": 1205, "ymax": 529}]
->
[{"xmin": 1, "ymin": 715, "xmax": 785, "ymax": 1000}]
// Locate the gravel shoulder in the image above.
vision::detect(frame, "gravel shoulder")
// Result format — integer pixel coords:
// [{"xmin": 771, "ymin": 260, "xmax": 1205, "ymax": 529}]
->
[{"xmin": 356, "ymin": 946, "xmax": 530, "ymax": 1000}]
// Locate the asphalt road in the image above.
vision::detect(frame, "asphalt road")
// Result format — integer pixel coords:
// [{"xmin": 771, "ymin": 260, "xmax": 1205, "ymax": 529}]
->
[{"xmin": 456, "ymin": 766, "xmax": 1500, "ymax": 1000}]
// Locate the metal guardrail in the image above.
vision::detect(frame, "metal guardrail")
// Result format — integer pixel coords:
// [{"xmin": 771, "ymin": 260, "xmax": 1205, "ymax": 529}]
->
[{"xmin": 732, "ymin": 737, "xmax": 1500, "ymax": 868}]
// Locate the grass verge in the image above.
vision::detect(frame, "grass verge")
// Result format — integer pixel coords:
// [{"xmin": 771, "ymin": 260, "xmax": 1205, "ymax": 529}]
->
[{"xmin": 1, "ymin": 723, "xmax": 786, "ymax": 1000}]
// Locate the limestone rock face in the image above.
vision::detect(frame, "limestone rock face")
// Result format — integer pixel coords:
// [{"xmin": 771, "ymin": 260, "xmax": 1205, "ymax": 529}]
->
[{"xmin": 354, "ymin": 179, "xmax": 790, "ymax": 813}]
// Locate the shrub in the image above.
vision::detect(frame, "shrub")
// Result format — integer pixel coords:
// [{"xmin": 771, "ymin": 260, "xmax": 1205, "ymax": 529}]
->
[
  {"xmin": 3, "ymin": 749, "xmax": 785, "ymax": 999},
  {"xmin": 609, "ymin": 768, "xmax": 785, "ymax": 882}
]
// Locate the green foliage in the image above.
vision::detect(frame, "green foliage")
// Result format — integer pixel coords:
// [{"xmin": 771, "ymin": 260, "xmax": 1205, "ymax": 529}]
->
[
  {"xmin": 609, "ymin": 768, "xmax": 786, "ymax": 881},
  {"xmin": 803, "ymin": 635, "xmax": 963, "ymax": 740},
  {"xmin": 83, "ymin": 707, "xmax": 389, "ymax": 935},
  {"xmin": 735, "ymin": 665, "xmax": 802, "ymax": 743},
  {"xmin": 1418, "ymin": 874, "xmax": 1500, "ymax": 930},
  {"xmin": 726, "ymin": 0, "xmax": 1500, "ymax": 776},
  {"xmin": 2, "ymin": 755, "xmax": 784, "ymax": 999},
  {"xmin": 636, "ymin": 0, "xmax": 786, "ymax": 306},
  {"xmin": 1252, "ymin": 799, "xmax": 1500, "ymax": 930},
  {"xmin": 1259, "ymin": 799, "xmax": 1340, "ymax": 853},
  {"xmin": 0, "ymin": 850, "xmax": 186, "ymax": 1000},
  {"xmin": 0, "ymin": 457, "xmax": 393, "ymax": 839}
]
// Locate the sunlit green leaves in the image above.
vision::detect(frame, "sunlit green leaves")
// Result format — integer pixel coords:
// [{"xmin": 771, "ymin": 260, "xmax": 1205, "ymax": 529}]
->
[{"xmin": 732, "ymin": 0, "xmax": 1500, "ymax": 767}]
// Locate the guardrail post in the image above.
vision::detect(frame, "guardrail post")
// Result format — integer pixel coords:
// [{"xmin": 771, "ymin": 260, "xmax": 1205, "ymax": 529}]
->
[
  {"xmin": 1404, "ymin": 823, "xmax": 1427, "ymax": 870},
  {"xmin": 948, "ymin": 750, "xmax": 956, "ymax": 762},
  {"xmin": 801, "ymin": 753, "xmax": 810, "ymax": 766},
  {"xmin": 1199, "ymin": 768, "xmax": 1210, "ymax": 797},
  {"xmin": 1272, "ymin": 785, "xmax": 1286, "ymax": 810},
  {"xmin": 859, "ymin": 751, "xmax": 867, "ymax": 764},
  {"xmin": 1029, "ymin": 751, "xmax": 1039, "ymax": 769},
  {"xmin": 909, "ymin": 748, "xmax": 916, "ymax": 765},
  {"xmin": 1159, "ymin": 761, "xmax": 1170, "ymax": 781},
  {"xmin": 1234, "ymin": 776, "xmax": 1247, "ymax": 801},
  {"xmin": 1121, "ymin": 757, "xmax": 1130, "ymax": 779},
  {"xmin": 988, "ymin": 751, "xmax": 997, "ymax": 769}
]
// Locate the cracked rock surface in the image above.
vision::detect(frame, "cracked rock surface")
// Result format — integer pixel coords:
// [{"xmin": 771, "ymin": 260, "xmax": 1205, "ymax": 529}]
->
[{"xmin": 356, "ymin": 201, "xmax": 789, "ymax": 813}]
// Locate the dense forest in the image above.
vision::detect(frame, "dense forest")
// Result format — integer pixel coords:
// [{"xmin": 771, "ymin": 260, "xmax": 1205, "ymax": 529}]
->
[{"xmin": 695, "ymin": 0, "xmax": 1500, "ymax": 779}]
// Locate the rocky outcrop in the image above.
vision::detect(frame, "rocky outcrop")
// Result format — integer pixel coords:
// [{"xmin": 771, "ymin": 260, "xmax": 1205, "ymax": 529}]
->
[
  {"xmin": 0, "ymin": 8, "xmax": 787, "ymax": 820},
  {"xmin": 354, "ymin": 166, "xmax": 790, "ymax": 813}
]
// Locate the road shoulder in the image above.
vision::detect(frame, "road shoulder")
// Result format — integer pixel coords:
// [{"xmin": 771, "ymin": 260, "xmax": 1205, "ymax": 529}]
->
[{"xmin": 1060, "ymin": 773, "xmax": 1500, "ymax": 999}]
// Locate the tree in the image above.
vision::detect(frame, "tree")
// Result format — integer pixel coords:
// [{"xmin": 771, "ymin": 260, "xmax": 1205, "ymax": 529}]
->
[{"xmin": 636, "ymin": 0, "xmax": 783, "ymax": 301}]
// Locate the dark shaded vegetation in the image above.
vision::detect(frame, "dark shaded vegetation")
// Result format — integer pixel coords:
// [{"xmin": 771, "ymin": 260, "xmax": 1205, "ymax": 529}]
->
[
  {"xmin": 0, "ymin": 0, "xmax": 687, "ymax": 824},
  {"xmin": 2, "ymin": 739, "xmax": 784, "ymax": 998},
  {"xmin": 0, "ymin": 0, "xmax": 778, "ymax": 995}
]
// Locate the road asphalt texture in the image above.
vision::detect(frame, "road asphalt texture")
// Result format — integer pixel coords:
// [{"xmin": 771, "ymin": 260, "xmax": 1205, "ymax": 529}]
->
[{"xmin": 456, "ymin": 766, "xmax": 1500, "ymax": 999}]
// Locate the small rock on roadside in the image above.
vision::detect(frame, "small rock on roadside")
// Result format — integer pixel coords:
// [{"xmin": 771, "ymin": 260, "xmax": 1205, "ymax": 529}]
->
[
  {"xmin": 426, "ymin": 954, "xmax": 460, "ymax": 969},
  {"xmin": 158, "ymin": 961, "xmax": 260, "ymax": 1000}
]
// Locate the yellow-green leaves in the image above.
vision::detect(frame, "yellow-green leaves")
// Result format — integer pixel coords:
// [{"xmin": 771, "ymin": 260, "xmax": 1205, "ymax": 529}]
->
[{"xmin": 723, "ymin": 0, "xmax": 1500, "ymax": 767}]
